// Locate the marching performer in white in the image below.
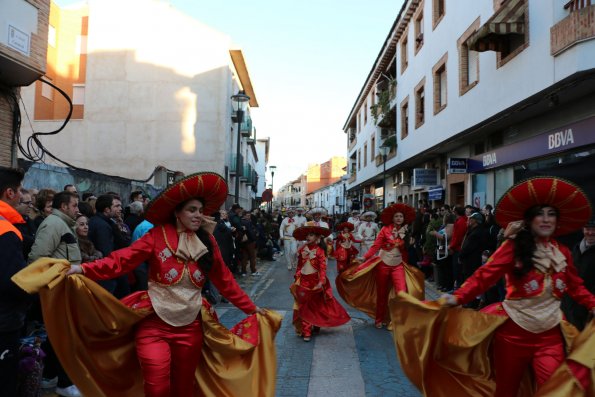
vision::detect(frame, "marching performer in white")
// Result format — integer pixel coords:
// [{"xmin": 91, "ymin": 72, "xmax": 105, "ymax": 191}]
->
[
  {"xmin": 280, "ymin": 208, "xmax": 299, "ymax": 270},
  {"xmin": 294, "ymin": 207, "xmax": 307, "ymax": 228},
  {"xmin": 356, "ymin": 211, "xmax": 380, "ymax": 256}
]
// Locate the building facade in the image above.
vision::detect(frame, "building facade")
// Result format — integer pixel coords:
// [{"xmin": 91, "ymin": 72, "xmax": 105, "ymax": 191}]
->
[
  {"xmin": 344, "ymin": 0, "xmax": 595, "ymax": 210},
  {"xmin": 19, "ymin": 0, "xmax": 267, "ymax": 209}
]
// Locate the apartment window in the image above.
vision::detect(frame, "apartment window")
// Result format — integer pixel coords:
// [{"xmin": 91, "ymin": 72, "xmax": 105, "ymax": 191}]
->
[
  {"xmin": 41, "ymin": 77, "xmax": 53, "ymax": 100},
  {"xmin": 72, "ymin": 84, "xmax": 85, "ymax": 105},
  {"xmin": 371, "ymin": 87, "xmax": 376, "ymax": 106},
  {"xmin": 357, "ymin": 113, "xmax": 361, "ymax": 133},
  {"xmin": 415, "ymin": 78, "xmax": 426, "ymax": 128},
  {"xmin": 400, "ymin": 34, "xmax": 408, "ymax": 74},
  {"xmin": 432, "ymin": 53, "xmax": 448, "ymax": 115},
  {"xmin": 364, "ymin": 144, "xmax": 368, "ymax": 167},
  {"xmin": 458, "ymin": 18, "xmax": 480, "ymax": 96},
  {"xmin": 358, "ymin": 149, "xmax": 361, "ymax": 170},
  {"xmin": 497, "ymin": 8, "xmax": 529, "ymax": 68},
  {"xmin": 400, "ymin": 96, "xmax": 409, "ymax": 140},
  {"xmin": 414, "ymin": 9, "xmax": 424, "ymax": 53},
  {"xmin": 433, "ymin": 0, "xmax": 445, "ymax": 29},
  {"xmin": 48, "ymin": 25, "xmax": 56, "ymax": 47},
  {"xmin": 371, "ymin": 136, "xmax": 376, "ymax": 160},
  {"xmin": 363, "ymin": 100, "xmax": 368, "ymax": 126}
]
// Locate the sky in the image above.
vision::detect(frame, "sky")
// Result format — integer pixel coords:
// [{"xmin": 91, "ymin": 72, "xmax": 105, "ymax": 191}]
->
[{"xmin": 56, "ymin": 0, "xmax": 402, "ymax": 190}]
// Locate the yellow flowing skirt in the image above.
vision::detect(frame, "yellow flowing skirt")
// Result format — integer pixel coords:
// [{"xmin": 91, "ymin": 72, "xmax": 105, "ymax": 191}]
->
[{"xmin": 12, "ymin": 258, "xmax": 281, "ymax": 397}]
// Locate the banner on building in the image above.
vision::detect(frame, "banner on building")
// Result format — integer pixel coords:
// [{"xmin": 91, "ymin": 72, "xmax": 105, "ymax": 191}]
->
[{"xmin": 413, "ymin": 169, "xmax": 439, "ymax": 187}]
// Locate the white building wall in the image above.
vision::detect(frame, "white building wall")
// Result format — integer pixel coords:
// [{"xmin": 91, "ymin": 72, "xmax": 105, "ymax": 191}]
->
[
  {"xmin": 347, "ymin": 0, "xmax": 595, "ymax": 190},
  {"xmin": 19, "ymin": 0, "xmax": 249, "ymax": 190}
]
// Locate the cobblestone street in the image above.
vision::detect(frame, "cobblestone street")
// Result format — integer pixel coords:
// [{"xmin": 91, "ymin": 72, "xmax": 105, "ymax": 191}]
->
[{"xmin": 217, "ymin": 254, "xmax": 439, "ymax": 397}]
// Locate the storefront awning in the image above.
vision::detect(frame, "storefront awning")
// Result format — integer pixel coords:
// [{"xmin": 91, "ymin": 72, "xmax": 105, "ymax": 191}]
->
[{"xmin": 466, "ymin": 0, "xmax": 527, "ymax": 52}]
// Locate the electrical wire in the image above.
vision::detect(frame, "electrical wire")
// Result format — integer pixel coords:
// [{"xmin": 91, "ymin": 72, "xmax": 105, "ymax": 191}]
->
[{"xmin": 14, "ymin": 77, "xmax": 169, "ymax": 183}]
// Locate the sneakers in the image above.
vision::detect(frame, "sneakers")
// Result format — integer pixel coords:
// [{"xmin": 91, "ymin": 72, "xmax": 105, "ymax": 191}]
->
[
  {"xmin": 56, "ymin": 385, "xmax": 82, "ymax": 397},
  {"xmin": 41, "ymin": 376, "xmax": 58, "ymax": 389},
  {"xmin": 240, "ymin": 273, "xmax": 247, "ymax": 277},
  {"xmin": 251, "ymin": 272, "xmax": 261, "ymax": 276},
  {"xmin": 303, "ymin": 336, "xmax": 311, "ymax": 342}
]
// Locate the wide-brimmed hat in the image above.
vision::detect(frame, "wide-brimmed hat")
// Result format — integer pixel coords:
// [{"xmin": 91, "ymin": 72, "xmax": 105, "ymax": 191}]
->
[
  {"xmin": 336, "ymin": 222, "xmax": 355, "ymax": 232},
  {"xmin": 361, "ymin": 211, "xmax": 377, "ymax": 219},
  {"xmin": 495, "ymin": 177, "xmax": 592, "ymax": 236},
  {"xmin": 381, "ymin": 203, "xmax": 416, "ymax": 226},
  {"xmin": 307, "ymin": 207, "xmax": 327, "ymax": 216},
  {"xmin": 145, "ymin": 172, "xmax": 228, "ymax": 225},
  {"xmin": 293, "ymin": 224, "xmax": 332, "ymax": 241}
]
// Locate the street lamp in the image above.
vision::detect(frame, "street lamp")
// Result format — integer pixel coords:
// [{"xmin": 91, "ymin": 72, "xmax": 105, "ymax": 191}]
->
[
  {"xmin": 231, "ymin": 90, "xmax": 250, "ymax": 204},
  {"xmin": 378, "ymin": 144, "xmax": 390, "ymax": 209},
  {"xmin": 269, "ymin": 165, "xmax": 276, "ymax": 213}
]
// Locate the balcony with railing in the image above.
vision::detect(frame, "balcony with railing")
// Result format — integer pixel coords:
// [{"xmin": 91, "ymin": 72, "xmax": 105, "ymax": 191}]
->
[
  {"xmin": 241, "ymin": 163, "xmax": 252, "ymax": 181},
  {"xmin": 551, "ymin": 1, "xmax": 595, "ymax": 55},
  {"xmin": 240, "ymin": 116, "xmax": 253, "ymax": 137},
  {"xmin": 230, "ymin": 153, "xmax": 244, "ymax": 175}
]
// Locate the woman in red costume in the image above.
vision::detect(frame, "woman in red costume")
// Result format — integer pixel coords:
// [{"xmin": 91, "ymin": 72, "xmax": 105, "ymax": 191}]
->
[
  {"xmin": 337, "ymin": 203, "xmax": 424, "ymax": 329},
  {"xmin": 334, "ymin": 222, "xmax": 360, "ymax": 273},
  {"xmin": 290, "ymin": 223, "xmax": 350, "ymax": 342},
  {"xmin": 67, "ymin": 172, "xmax": 263, "ymax": 397},
  {"xmin": 437, "ymin": 177, "xmax": 595, "ymax": 396}
]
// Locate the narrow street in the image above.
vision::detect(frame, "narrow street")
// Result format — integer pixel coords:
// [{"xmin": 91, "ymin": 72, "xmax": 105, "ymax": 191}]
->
[{"xmin": 217, "ymin": 255, "xmax": 439, "ymax": 397}]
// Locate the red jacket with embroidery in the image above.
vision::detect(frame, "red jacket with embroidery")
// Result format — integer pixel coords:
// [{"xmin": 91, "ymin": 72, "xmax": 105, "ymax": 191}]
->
[
  {"xmin": 454, "ymin": 239, "xmax": 595, "ymax": 309},
  {"xmin": 295, "ymin": 243, "xmax": 327, "ymax": 285},
  {"xmin": 363, "ymin": 225, "xmax": 409, "ymax": 263},
  {"xmin": 82, "ymin": 224, "xmax": 256, "ymax": 313}
]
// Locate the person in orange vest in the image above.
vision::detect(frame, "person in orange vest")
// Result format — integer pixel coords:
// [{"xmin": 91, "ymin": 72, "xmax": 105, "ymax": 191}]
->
[{"xmin": 0, "ymin": 167, "xmax": 32, "ymax": 397}]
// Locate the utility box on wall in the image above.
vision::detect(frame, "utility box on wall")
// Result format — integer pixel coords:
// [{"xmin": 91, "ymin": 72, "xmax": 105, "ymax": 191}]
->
[{"xmin": 0, "ymin": 0, "xmax": 50, "ymax": 87}]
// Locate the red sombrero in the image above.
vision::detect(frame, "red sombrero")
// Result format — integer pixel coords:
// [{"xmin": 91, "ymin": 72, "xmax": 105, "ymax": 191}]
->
[
  {"xmin": 381, "ymin": 203, "xmax": 416, "ymax": 226},
  {"xmin": 145, "ymin": 172, "xmax": 228, "ymax": 225},
  {"xmin": 495, "ymin": 177, "xmax": 592, "ymax": 236},
  {"xmin": 293, "ymin": 224, "xmax": 332, "ymax": 241},
  {"xmin": 336, "ymin": 222, "xmax": 355, "ymax": 232}
]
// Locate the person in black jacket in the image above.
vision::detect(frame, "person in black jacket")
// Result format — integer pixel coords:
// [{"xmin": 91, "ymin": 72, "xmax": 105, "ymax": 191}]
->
[
  {"xmin": 0, "ymin": 167, "xmax": 32, "ymax": 397},
  {"xmin": 562, "ymin": 218, "xmax": 595, "ymax": 330},
  {"xmin": 240, "ymin": 210, "xmax": 259, "ymax": 276},
  {"xmin": 212, "ymin": 210, "xmax": 235, "ymax": 271},
  {"xmin": 88, "ymin": 194, "xmax": 129, "ymax": 298},
  {"xmin": 458, "ymin": 212, "xmax": 488, "ymax": 305}
]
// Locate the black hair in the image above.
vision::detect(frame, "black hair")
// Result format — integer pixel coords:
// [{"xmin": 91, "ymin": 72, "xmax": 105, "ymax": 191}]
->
[
  {"xmin": 0, "ymin": 167, "xmax": 24, "ymax": 197},
  {"xmin": 173, "ymin": 197, "xmax": 213, "ymax": 272},
  {"xmin": 78, "ymin": 201, "xmax": 94, "ymax": 218},
  {"xmin": 82, "ymin": 192, "xmax": 95, "ymax": 201},
  {"xmin": 129, "ymin": 190, "xmax": 143, "ymax": 203},
  {"xmin": 64, "ymin": 184, "xmax": 74, "ymax": 191},
  {"xmin": 52, "ymin": 191, "xmax": 78, "ymax": 209},
  {"xmin": 513, "ymin": 205, "xmax": 559, "ymax": 277},
  {"xmin": 454, "ymin": 206, "xmax": 466, "ymax": 216},
  {"xmin": 96, "ymin": 194, "xmax": 116, "ymax": 214}
]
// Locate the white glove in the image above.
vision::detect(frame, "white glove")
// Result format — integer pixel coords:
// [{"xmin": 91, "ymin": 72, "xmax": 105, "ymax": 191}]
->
[{"xmin": 439, "ymin": 293, "xmax": 458, "ymax": 307}]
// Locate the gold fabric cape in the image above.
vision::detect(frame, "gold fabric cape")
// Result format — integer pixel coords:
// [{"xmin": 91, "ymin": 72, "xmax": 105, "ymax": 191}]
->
[
  {"xmin": 336, "ymin": 257, "xmax": 424, "ymax": 323},
  {"xmin": 12, "ymin": 258, "xmax": 281, "ymax": 397},
  {"xmin": 389, "ymin": 292, "xmax": 595, "ymax": 397}
]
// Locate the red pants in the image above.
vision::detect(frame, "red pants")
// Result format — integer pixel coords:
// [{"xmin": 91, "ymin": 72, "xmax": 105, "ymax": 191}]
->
[
  {"xmin": 375, "ymin": 262, "xmax": 406, "ymax": 324},
  {"xmin": 135, "ymin": 314, "xmax": 203, "ymax": 397},
  {"xmin": 493, "ymin": 320, "xmax": 564, "ymax": 397}
]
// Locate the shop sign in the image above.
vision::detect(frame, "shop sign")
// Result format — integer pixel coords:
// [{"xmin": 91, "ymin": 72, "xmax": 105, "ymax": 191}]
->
[
  {"xmin": 468, "ymin": 116, "xmax": 595, "ymax": 172},
  {"xmin": 413, "ymin": 169, "xmax": 439, "ymax": 187},
  {"xmin": 448, "ymin": 158, "xmax": 467, "ymax": 174},
  {"xmin": 428, "ymin": 186, "xmax": 444, "ymax": 201}
]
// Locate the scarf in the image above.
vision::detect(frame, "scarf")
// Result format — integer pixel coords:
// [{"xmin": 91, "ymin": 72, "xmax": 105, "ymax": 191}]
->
[{"xmin": 533, "ymin": 242, "xmax": 567, "ymax": 273}]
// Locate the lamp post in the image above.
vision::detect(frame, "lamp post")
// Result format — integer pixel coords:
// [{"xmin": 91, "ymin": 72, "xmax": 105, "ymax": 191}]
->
[
  {"xmin": 378, "ymin": 144, "xmax": 390, "ymax": 210},
  {"xmin": 231, "ymin": 90, "xmax": 250, "ymax": 205},
  {"xmin": 269, "ymin": 165, "xmax": 276, "ymax": 213}
]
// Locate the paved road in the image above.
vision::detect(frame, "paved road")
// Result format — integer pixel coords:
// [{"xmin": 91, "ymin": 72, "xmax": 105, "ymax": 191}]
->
[{"xmin": 218, "ymin": 254, "xmax": 439, "ymax": 397}]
